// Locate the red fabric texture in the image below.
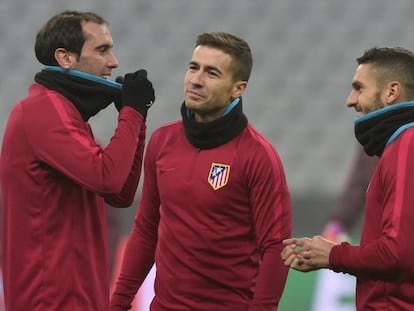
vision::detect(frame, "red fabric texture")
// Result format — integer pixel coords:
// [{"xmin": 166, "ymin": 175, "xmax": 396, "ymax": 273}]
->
[
  {"xmin": 111, "ymin": 121, "xmax": 292, "ymax": 310},
  {"xmin": 0, "ymin": 84, "xmax": 145, "ymax": 311},
  {"xmin": 330, "ymin": 128, "xmax": 414, "ymax": 310}
]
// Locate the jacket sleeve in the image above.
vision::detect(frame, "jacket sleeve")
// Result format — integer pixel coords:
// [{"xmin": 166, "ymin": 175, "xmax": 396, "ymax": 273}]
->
[
  {"xmin": 246, "ymin": 140, "xmax": 292, "ymax": 310},
  {"xmin": 330, "ymin": 132, "xmax": 414, "ymax": 278},
  {"xmin": 110, "ymin": 132, "xmax": 160, "ymax": 309},
  {"xmin": 25, "ymin": 93, "xmax": 144, "ymax": 195},
  {"xmin": 104, "ymin": 122, "xmax": 146, "ymax": 207}
]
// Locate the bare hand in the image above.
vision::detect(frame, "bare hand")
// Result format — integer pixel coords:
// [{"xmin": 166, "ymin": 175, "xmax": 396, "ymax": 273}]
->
[{"xmin": 281, "ymin": 236, "xmax": 336, "ymax": 272}]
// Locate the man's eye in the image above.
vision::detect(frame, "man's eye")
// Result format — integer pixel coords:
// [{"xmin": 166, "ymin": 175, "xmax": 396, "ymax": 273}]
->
[
  {"xmin": 353, "ymin": 85, "xmax": 361, "ymax": 91},
  {"xmin": 97, "ymin": 47, "xmax": 109, "ymax": 54}
]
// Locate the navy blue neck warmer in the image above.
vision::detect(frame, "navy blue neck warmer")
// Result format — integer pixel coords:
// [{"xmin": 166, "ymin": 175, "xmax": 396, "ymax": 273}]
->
[
  {"xmin": 354, "ymin": 101, "xmax": 414, "ymax": 156},
  {"xmin": 34, "ymin": 66, "xmax": 122, "ymax": 121},
  {"xmin": 180, "ymin": 98, "xmax": 248, "ymax": 150}
]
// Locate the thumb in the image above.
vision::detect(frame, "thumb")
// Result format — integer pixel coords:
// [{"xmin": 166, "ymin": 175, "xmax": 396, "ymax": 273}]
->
[{"xmin": 136, "ymin": 69, "xmax": 148, "ymax": 79}]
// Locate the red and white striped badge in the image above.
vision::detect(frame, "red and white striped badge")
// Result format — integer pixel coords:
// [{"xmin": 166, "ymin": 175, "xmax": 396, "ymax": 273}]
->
[{"xmin": 208, "ymin": 162, "xmax": 230, "ymax": 190}]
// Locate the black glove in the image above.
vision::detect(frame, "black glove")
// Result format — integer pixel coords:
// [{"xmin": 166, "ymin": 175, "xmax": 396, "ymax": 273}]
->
[{"xmin": 115, "ymin": 69, "xmax": 155, "ymax": 118}]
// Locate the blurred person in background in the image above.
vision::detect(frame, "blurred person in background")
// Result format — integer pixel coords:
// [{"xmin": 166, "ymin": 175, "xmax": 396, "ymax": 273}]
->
[
  {"xmin": 110, "ymin": 32, "xmax": 292, "ymax": 311},
  {"xmin": 322, "ymin": 146, "xmax": 378, "ymax": 242},
  {"xmin": 0, "ymin": 10, "xmax": 155, "ymax": 311},
  {"xmin": 282, "ymin": 46, "xmax": 414, "ymax": 310}
]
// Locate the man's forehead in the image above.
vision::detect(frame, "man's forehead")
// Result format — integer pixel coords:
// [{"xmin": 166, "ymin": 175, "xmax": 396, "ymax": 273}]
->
[
  {"xmin": 191, "ymin": 46, "xmax": 232, "ymax": 67},
  {"xmin": 354, "ymin": 63, "xmax": 374, "ymax": 79}
]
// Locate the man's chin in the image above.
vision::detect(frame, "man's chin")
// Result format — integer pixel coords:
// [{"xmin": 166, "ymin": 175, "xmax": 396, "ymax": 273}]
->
[{"xmin": 184, "ymin": 100, "xmax": 202, "ymax": 110}]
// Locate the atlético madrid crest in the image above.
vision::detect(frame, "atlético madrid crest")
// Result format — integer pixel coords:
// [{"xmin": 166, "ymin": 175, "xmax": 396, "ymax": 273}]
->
[{"xmin": 208, "ymin": 162, "xmax": 230, "ymax": 190}]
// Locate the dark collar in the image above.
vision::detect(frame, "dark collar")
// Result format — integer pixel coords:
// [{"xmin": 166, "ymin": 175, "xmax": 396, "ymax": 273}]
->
[
  {"xmin": 180, "ymin": 98, "xmax": 248, "ymax": 149},
  {"xmin": 34, "ymin": 67, "xmax": 121, "ymax": 121},
  {"xmin": 354, "ymin": 101, "xmax": 414, "ymax": 156}
]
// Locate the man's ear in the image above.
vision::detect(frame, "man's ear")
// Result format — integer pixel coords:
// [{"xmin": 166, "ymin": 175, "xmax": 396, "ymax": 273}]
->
[
  {"xmin": 386, "ymin": 81, "xmax": 402, "ymax": 104},
  {"xmin": 54, "ymin": 48, "xmax": 77, "ymax": 69},
  {"xmin": 231, "ymin": 80, "xmax": 248, "ymax": 99}
]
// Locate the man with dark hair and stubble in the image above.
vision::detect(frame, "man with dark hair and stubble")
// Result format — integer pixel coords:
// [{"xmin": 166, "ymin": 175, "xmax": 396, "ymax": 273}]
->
[
  {"xmin": 282, "ymin": 46, "xmax": 414, "ymax": 310},
  {"xmin": 0, "ymin": 10, "xmax": 155, "ymax": 311}
]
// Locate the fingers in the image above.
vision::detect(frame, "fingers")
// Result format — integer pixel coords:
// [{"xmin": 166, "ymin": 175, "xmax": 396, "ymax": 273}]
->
[
  {"xmin": 281, "ymin": 245, "xmax": 296, "ymax": 263},
  {"xmin": 283, "ymin": 237, "xmax": 311, "ymax": 249},
  {"xmin": 122, "ymin": 69, "xmax": 149, "ymax": 84},
  {"xmin": 135, "ymin": 69, "xmax": 148, "ymax": 79},
  {"xmin": 282, "ymin": 238, "xmax": 297, "ymax": 246},
  {"xmin": 282, "ymin": 236, "xmax": 333, "ymax": 272},
  {"xmin": 301, "ymin": 250, "xmax": 312, "ymax": 260},
  {"xmin": 284, "ymin": 251, "xmax": 313, "ymax": 272},
  {"xmin": 290, "ymin": 259, "xmax": 313, "ymax": 272},
  {"xmin": 123, "ymin": 72, "xmax": 135, "ymax": 84},
  {"xmin": 281, "ymin": 241, "xmax": 306, "ymax": 268},
  {"xmin": 281, "ymin": 237, "xmax": 314, "ymax": 271}
]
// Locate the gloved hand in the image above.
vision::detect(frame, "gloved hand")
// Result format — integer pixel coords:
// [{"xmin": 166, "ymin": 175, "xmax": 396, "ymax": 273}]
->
[{"xmin": 115, "ymin": 69, "xmax": 155, "ymax": 118}]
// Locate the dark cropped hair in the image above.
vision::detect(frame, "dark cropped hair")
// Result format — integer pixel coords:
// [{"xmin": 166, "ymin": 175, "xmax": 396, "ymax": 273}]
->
[
  {"xmin": 34, "ymin": 10, "xmax": 107, "ymax": 66},
  {"xmin": 357, "ymin": 46, "xmax": 414, "ymax": 99},
  {"xmin": 196, "ymin": 32, "xmax": 253, "ymax": 82}
]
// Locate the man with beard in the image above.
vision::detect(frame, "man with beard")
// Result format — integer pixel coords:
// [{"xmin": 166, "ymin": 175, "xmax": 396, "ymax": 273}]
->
[{"xmin": 282, "ymin": 47, "xmax": 414, "ymax": 310}]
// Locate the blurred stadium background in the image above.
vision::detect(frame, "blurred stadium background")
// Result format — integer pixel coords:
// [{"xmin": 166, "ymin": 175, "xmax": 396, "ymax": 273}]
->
[{"xmin": 1, "ymin": 0, "xmax": 414, "ymax": 310}]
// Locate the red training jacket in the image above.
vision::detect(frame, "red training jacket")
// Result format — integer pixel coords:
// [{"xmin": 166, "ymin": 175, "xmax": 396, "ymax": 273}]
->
[
  {"xmin": 0, "ymin": 83, "xmax": 145, "ymax": 311},
  {"xmin": 111, "ymin": 120, "xmax": 292, "ymax": 311},
  {"xmin": 330, "ymin": 127, "xmax": 414, "ymax": 310}
]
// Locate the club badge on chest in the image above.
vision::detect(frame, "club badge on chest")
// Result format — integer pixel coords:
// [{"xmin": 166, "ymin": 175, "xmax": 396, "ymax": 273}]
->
[{"xmin": 208, "ymin": 163, "xmax": 230, "ymax": 190}]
